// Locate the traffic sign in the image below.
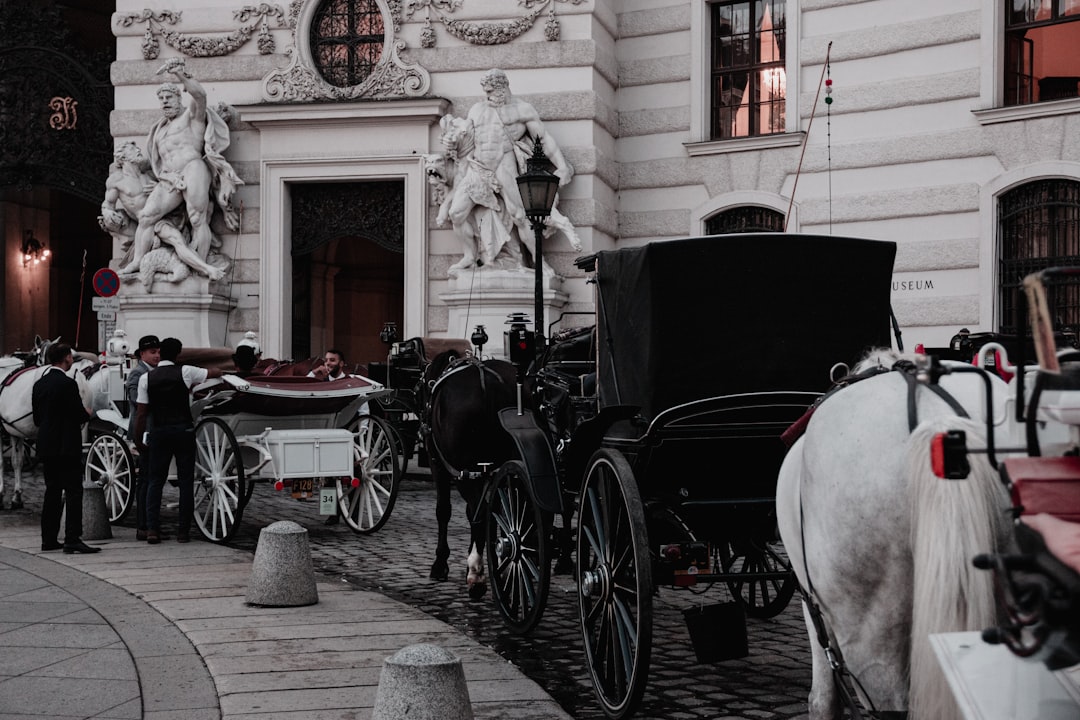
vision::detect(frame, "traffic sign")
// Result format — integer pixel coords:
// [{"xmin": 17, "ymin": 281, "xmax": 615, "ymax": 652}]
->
[
  {"xmin": 96, "ymin": 311, "xmax": 116, "ymax": 321},
  {"xmin": 92, "ymin": 296, "xmax": 120, "ymax": 311},
  {"xmin": 92, "ymin": 268, "xmax": 120, "ymax": 297}
]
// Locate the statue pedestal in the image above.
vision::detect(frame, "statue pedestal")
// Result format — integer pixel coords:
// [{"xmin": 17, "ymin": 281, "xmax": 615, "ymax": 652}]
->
[
  {"xmin": 439, "ymin": 269, "xmax": 568, "ymax": 359},
  {"xmin": 118, "ymin": 277, "xmax": 236, "ymax": 348}
]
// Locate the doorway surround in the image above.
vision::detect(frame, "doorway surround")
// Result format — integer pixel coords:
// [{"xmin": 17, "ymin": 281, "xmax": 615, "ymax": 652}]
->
[{"xmin": 240, "ymin": 99, "xmax": 448, "ymax": 358}]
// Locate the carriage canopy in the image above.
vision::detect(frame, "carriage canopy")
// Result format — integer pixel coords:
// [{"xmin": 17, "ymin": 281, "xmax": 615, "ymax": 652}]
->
[{"xmin": 593, "ymin": 233, "xmax": 897, "ymax": 420}]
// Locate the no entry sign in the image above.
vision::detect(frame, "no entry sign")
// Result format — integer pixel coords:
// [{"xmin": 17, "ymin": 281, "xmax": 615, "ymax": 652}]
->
[{"xmin": 92, "ymin": 268, "xmax": 120, "ymax": 297}]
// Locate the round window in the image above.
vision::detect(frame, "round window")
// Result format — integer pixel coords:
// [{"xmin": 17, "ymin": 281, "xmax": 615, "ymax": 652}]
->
[{"xmin": 310, "ymin": 0, "xmax": 385, "ymax": 88}]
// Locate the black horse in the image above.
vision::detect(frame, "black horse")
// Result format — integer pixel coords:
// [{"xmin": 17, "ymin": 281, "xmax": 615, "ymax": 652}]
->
[{"xmin": 423, "ymin": 350, "xmax": 519, "ymax": 598}]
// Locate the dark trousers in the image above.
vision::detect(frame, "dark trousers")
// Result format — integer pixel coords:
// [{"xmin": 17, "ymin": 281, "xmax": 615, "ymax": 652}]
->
[
  {"xmin": 146, "ymin": 424, "xmax": 196, "ymax": 534},
  {"xmin": 41, "ymin": 454, "xmax": 83, "ymax": 545},
  {"xmin": 135, "ymin": 447, "xmax": 150, "ymax": 531}
]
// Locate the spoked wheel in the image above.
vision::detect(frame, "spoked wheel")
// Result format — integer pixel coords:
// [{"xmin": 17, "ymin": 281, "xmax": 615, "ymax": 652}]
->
[
  {"xmin": 336, "ymin": 414, "xmax": 401, "ymax": 534},
  {"xmin": 193, "ymin": 417, "xmax": 247, "ymax": 542},
  {"xmin": 723, "ymin": 538, "xmax": 796, "ymax": 619},
  {"xmin": 577, "ymin": 449, "xmax": 653, "ymax": 719},
  {"xmin": 486, "ymin": 460, "xmax": 551, "ymax": 634},
  {"xmin": 84, "ymin": 433, "xmax": 135, "ymax": 523}
]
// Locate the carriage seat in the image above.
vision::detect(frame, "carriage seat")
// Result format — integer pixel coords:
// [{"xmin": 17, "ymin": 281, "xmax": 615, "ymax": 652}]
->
[{"xmin": 1002, "ymin": 456, "xmax": 1080, "ymax": 523}]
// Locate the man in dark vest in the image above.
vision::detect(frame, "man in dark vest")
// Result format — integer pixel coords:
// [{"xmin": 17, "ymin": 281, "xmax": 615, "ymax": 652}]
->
[
  {"xmin": 133, "ymin": 337, "xmax": 221, "ymax": 543},
  {"xmin": 33, "ymin": 343, "xmax": 99, "ymax": 553},
  {"xmin": 126, "ymin": 334, "xmax": 160, "ymax": 541}
]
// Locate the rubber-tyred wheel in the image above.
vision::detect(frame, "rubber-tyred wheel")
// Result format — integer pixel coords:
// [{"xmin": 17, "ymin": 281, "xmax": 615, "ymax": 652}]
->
[
  {"xmin": 336, "ymin": 414, "xmax": 401, "ymax": 534},
  {"xmin": 193, "ymin": 417, "xmax": 246, "ymax": 542},
  {"xmin": 84, "ymin": 433, "xmax": 135, "ymax": 523}
]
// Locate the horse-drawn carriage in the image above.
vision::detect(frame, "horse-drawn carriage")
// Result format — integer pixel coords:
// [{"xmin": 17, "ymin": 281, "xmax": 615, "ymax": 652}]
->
[
  {"xmin": 81, "ymin": 356, "xmax": 401, "ymax": 541},
  {"xmin": 424, "ymin": 234, "xmax": 899, "ymax": 718}
]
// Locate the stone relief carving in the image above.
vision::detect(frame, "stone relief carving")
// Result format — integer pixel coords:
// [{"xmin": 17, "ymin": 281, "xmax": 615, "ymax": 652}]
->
[
  {"xmin": 407, "ymin": 0, "xmax": 584, "ymax": 48},
  {"xmin": 262, "ymin": 0, "xmax": 430, "ymax": 101},
  {"xmin": 100, "ymin": 59, "xmax": 242, "ymax": 293},
  {"xmin": 426, "ymin": 69, "xmax": 580, "ymax": 278},
  {"xmin": 117, "ymin": 5, "xmax": 287, "ymax": 59}
]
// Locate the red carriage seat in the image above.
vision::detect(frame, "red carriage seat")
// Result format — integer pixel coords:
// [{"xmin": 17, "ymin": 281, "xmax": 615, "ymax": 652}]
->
[{"xmin": 1002, "ymin": 456, "xmax": 1080, "ymax": 524}]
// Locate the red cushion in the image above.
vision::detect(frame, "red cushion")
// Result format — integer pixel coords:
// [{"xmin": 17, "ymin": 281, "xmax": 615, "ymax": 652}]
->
[{"xmin": 1002, "ymin": 456, "xmax": 1080, "ymax": 523}]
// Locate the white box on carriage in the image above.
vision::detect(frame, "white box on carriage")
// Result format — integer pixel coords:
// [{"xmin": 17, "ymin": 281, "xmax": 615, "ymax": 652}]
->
[{"xmin": 260, "ymin": 428, "xmax": 354, "ymax": 479}]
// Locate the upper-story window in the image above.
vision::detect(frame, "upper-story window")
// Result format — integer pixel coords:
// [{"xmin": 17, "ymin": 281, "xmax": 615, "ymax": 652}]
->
[
  {"xmin": 997, "ymin": 178, "xmax": 1080, "ymax": 333},
  {"xmin": 310, "ymin": 0, "xmax": 385, "ymax": 88},
  {"xmin": 705, "ymin": 205, "xmax": 785, "ymax": 234},
  {"xmin": 1004, "ymin": 0, "xmax": 1080, "ymax": 106},
  {"xmin": 710, "ymin": 0, "xmax": 787, "ymax": 139}
]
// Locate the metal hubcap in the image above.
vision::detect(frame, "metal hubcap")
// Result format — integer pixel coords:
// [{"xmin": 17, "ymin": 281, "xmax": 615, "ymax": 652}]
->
[
  {"xmin": 582, "ymin": 563, "xmax": 611, "ymax": 598},
  {"xmin": 496, "ymin": 534, "xmax": 519, "ymax": 562}
]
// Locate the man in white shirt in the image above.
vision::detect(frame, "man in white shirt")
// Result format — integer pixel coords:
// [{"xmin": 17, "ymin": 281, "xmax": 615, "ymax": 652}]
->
[
  {"xmin": 308, "ymin": 348, "xmax": 349, "ymax": 381},
  {"xmin": 133, "ymin": 337, "xmax": 221, "ymax": 544}
]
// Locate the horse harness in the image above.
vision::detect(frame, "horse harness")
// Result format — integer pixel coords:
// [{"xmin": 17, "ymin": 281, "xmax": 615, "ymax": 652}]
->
[
  {"xmin": 421, "ymin": 356, "xmax": 506, "ymax": 481},
  {"xmin": 796, "ymin": 361, "xmax": 971, "ymax": 720}
]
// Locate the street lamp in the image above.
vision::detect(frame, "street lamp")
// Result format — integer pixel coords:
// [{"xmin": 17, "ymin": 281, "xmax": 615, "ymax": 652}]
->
[{"xmin": 515, "ymin": 137, "xmax": 560, "ymax": 358}]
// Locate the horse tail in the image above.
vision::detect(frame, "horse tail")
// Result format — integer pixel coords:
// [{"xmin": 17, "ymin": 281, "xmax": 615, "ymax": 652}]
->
[{"xmin": 907, "ymin": 415, "xmax": 1009, "ymax": 720}]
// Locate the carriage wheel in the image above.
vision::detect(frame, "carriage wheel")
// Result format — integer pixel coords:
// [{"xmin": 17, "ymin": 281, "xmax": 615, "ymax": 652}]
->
[
  {"xmin": 577, "ymin": 449, "xmax": 653, "ymax": 719},
  {"xmin": 486, "ymin": 460, "xmax": 551, "ymax": 634},
  {"xmin": 723, "ymin": 538, "xmax": 796, "ymax": 619},
  {"xmin": 337, "ymin": 414, "xmax": 401, "ymax": 534},
  {"xmin": 193, "ymin": 417, "xmax": 246, "ymax": 542},
  {"xmin": 84, "ymin": 433, "xmax": 135, "ymax": 524}
]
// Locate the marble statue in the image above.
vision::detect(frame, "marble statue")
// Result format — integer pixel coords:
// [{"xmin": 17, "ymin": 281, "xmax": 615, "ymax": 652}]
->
[
  {"xmin": 428, "ymin": 68, "xmax": 580, "ymax": 278},
  {"xmin": 106, "ymin": 57, "xmax": 242, "ymax": 290}
]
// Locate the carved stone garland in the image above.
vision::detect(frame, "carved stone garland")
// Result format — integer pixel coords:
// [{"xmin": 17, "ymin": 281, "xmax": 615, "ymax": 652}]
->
[
  {"xmin": 117, "ymin": 5, "xmax": 288, "ymax": 60},
  {"xmin": 406, "ymin": 0, "xmax": 585, "ymax": 48}
]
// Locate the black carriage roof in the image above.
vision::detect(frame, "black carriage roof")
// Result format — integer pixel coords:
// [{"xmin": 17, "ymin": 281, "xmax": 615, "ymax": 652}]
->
[{"xmin": 591, "ymin": 233, "xmax": 897, "ymax": 419}]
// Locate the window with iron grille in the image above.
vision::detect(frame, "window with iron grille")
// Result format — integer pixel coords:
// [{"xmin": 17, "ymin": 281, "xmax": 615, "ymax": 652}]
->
[
  {"xmin": 1004, "ymin": 0, "xmax": 1080, "ymax": 106},
  {"xmin": 311, "ymin": 0, "xmax": 385, "ymax": 88},
  {"xmin": 998, "ymin": 179, "xmax": 1080, "ymax": 334},
  {"xmin": 710, "ymin": 0, "xmax": 786, "ymax": 140},
  {"xmin": 705, "ymin": 205, "xmax": 785, "ymax": 235}
]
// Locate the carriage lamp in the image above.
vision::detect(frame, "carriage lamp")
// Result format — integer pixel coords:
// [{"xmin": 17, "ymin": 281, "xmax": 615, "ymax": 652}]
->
[
  {"xmin": 380, "ymin": 321, "xmax": 398, "ymax": 346},
  {"xmin": 471, "ymin": 324, "xmax": 489, "ymax": 354},
  {"xmin": 516, "ymin": 138, "xmax": 560, "ymax": 358},
  {"xmin": 21, "ymin": 230, "xmax": 50, "ymax": 268}
]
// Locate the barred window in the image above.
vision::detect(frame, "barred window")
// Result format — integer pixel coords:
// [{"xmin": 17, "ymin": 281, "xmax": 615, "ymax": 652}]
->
[
  {"xmin": 998, "ymin": 179, "xmax": 1080, "ymax": 333},
  {"xmin": 710, "ymin": 0, "xmax": 786, "ymax": 139},
  {"xmin": 311, "ymin": 0, "xmax": 384, "ymax": 88},
  {"xmin": 1004, "ymin": 0, "xmax": 1080, "ymax": 106},
  {"xmin": 705, "ymin": 205, "xmax": 785, "ymax": 235}
]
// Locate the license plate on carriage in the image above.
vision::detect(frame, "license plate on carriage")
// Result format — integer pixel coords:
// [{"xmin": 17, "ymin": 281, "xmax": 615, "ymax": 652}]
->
[{"xmin": 291, "ymin": 478, "xmax": 315, "ymax": 499}]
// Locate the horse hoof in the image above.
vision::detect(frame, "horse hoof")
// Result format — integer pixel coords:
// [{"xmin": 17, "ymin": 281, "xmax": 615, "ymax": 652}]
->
[
  {"xmin": 468, "ymin": 582, "xmax": 487, "ymax": 600},
  {"xmin": 429, "ymin": 565, "xmax": 449, "ymax": 582}
]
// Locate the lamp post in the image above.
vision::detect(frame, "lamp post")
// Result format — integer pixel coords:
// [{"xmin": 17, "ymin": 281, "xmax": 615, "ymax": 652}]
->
[{"xmin": 515, "ymin": 137, "xmax": 560, "ymax": 359}]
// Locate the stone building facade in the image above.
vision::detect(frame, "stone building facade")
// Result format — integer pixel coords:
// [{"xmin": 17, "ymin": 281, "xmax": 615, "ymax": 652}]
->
[{"xmin": 5, "ymin": 0, "xmax": 1079, "ymax": 361}]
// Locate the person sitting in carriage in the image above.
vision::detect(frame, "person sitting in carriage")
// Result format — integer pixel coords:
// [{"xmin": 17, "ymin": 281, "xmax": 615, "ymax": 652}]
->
[
  {"xmin": 307, "ymin": 348, "xmax": 349, "ymax": 381},
  {"xmin": 231, "ymin": 344, "xmax": 259, "ymax": 379}
]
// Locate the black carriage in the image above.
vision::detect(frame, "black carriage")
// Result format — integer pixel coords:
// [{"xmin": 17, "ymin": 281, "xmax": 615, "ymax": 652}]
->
[{"xmin": 484, "ymin": 233, "xmax": 898, "ymax": 718}]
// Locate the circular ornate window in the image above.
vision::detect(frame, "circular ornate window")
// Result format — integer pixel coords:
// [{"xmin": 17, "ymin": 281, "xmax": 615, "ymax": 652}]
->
[{"xmin": 310, "ymin": 0, "xmax": 385, "ymax": 88}]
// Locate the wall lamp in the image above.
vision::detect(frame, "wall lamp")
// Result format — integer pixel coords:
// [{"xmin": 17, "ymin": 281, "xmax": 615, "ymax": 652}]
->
[{"xmin": 22, "ymin": 230, "xmax": 50, "ymax": 268}]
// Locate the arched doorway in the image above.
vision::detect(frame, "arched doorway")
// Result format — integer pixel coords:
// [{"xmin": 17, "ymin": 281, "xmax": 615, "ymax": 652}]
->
[{"xmin": 290, "ymin": 180, "xmax": 405, "ymax": 369}]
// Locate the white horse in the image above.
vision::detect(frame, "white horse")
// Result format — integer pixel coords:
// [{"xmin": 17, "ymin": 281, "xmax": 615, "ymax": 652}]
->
[
  {"xmin": 775, "ymin": 351, "xmax": 1018, "ymax": 720},
  {"xmin": 0, "ymin": 339, "xmax": 97, "ymax": 510}
]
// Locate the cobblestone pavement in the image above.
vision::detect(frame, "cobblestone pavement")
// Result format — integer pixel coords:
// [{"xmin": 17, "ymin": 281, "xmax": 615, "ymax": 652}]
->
[
  {"xmin": 229, "ymin": 467, "xmax": 816, "ymax": 720},
  {"xmin": 7, "ymin": 463, "xmax": 815, "ymax": 720}
]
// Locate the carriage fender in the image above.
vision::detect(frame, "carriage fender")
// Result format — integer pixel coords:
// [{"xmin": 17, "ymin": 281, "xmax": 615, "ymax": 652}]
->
[{"xmin": 497, "ymin": 407, "xmax": 563, "ymax": 514}]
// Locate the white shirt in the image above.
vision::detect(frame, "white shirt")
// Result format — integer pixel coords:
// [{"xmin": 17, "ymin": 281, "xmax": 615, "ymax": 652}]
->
[{"xmin": 135, "ymin": 360, "xmax": 209, "ymax": 404}]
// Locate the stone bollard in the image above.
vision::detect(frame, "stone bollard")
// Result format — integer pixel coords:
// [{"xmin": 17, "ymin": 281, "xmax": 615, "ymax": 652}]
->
[
  {"xmin": 372, "ymin": 644, "xmax": 473, "ymax": 720},
  {"xmin": 81, "ymin": 482, "xmax": 113, "ymax": 541},
  {"xmin": 245, "ymin": 520, "xmax": 318, "ymax": 607}
]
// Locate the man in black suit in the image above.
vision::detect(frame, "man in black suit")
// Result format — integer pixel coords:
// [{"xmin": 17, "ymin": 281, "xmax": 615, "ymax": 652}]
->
[
  {"xmin": 32, "ymin": 343, "xmax": 99, "ymax": 554},
  {"xmin": 126, "ymin": 335, "xmax": 160, "ymax": 540}
]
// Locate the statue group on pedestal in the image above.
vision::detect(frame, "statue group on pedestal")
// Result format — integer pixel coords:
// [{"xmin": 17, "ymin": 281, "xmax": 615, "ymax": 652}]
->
[
  {"xmin": 99, "ymin": 58, "xmax": 242, "ymax": 292},
  {"xmin": 426, "ymin": 68, "xmax": 581, "ymax": 278}
]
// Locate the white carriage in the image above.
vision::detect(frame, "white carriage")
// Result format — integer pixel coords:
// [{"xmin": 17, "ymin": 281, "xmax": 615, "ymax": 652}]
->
[{"xmin": 83, "ymin": 362, "xmax": 401, "ymax": 543}]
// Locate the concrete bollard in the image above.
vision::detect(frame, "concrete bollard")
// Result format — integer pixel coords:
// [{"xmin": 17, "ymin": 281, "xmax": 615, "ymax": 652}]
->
[
  {"xmin": 81, "ymin": 483, "xmax": 113, "ymax": 541},
  {"xmin": 372, "ymin": 644, "xmax": 474, "ymax": 720},
  {"xmin": 245, "ymin": 520, "xmax": 318, "ymax": 607}
]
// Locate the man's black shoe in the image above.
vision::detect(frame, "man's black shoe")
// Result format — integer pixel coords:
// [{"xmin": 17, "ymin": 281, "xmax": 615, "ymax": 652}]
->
[
  {"xmin": 63, "ymin": 540, "xmax": 101, "ymax": 554},
  {"xmin": 41, "ymin": 541, "xmax": 63, "ymax": 551}
]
